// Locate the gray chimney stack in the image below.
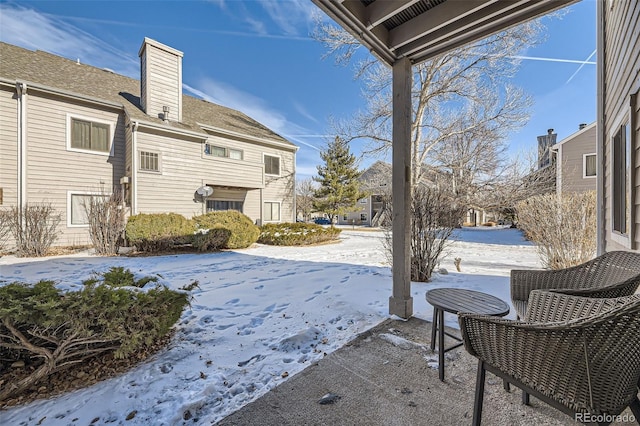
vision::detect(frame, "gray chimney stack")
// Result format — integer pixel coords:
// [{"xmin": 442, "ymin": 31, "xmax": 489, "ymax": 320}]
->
[{"xmin": 139, "ymin": 38, "xmax": 183, "ymax": 122}]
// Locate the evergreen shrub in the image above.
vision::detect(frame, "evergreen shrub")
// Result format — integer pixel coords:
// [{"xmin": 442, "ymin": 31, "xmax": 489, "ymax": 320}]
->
[
  {"xmin": 258, "ymin": 223, "xmax": 341, "ymax": 246},
  {"xmin": 0, "ymin": 267, "xmax": 191, "ymax": 401},
  {"xmin": 125, "ymin": 213, "xmax": 196, "ymax": 252},
  {"xmin": 193, "ymin": 211, "xmax": 259, "ymax": 249},
  {"xmin": 192, "ymin": 227, "xmax": 232, "ymax": 252}
]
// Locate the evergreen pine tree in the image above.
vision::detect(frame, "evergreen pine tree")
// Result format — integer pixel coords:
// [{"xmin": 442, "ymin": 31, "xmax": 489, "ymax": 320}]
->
[{"xmin": 313, "ymin": 137, "xmax": 366, "ymax": 223}]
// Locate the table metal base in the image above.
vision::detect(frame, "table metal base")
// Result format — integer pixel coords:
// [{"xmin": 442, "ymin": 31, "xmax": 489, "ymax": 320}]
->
[{"xmin": 430, "ymin": 307, "xmax": 464, "ymax": 381}]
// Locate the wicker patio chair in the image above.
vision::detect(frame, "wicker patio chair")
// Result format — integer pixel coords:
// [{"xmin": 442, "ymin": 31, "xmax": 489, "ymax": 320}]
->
[
  {"xmin": 511, "ymin": 250, "xmax": 640, "ymax": 319},
  {"xmin": 459, "ymin": 291, "xmax": 640, "ymax": 426}
]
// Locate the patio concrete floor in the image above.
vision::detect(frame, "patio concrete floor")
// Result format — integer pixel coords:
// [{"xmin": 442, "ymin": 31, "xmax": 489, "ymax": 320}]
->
[{"xmin": 217, "ymin": 316, "xmax": 639, "ymax": 426}]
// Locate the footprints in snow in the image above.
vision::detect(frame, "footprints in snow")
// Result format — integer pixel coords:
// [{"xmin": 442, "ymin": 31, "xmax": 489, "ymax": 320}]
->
[{"xmin": 305, "ymin": 285, "xmax": 332, "ymax": 302}]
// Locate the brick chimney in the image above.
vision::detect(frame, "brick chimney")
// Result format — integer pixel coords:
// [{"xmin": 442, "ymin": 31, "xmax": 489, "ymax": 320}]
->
[{"xmin": 138, "ymin": 38, "xmax": 183, "ymax": 122}]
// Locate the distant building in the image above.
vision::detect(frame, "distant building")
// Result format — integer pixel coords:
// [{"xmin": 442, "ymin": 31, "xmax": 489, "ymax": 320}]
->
[
  {"xmin": 337, "ymin": 161, "xmax": 391, "ymax": 227},
  {"xmin": 0, "ymin": 39, "xmax": 298, "ymax": 248},
  {"xmin": 551, "ymin": 122, "xmax": 597, "ymax": 195},
  {"xmin": 537, "ymin": 128, "xmax": 557, "ymax": 169}
]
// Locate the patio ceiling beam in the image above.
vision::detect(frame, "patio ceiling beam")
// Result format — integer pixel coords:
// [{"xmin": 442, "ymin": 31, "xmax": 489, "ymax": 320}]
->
[
  {"xmin": 388, "ymin": 0, "xmax": 498, "ymax": 51},
  {"xmin": 315, "ymin": 0, "xmax": 395, "ymax": 64},
  {"xmin": 364, "ymin": 0, "xmax": 423, "ymax": 30},
  {"xmin": 395, "ymin": 0, "xmax": 563, "ymax": 60}
]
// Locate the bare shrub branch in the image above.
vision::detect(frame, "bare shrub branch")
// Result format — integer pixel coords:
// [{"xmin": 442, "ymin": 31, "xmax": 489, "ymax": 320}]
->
[
  {"xmin": 383, "ymin": 184, "xmax": 465, "ymax": 282},
  {"xmin": 83, "ymin": 188, "xmax": 126, "ymax": 256},
  {"xmin": 516, "ymin": 191, "xmax": 596, "ymax": 269},
  {"xmin": 0, "ymin": 209, "xmax": 11, "ymax": 253},
  {"xmin": 5, "ymin": 203, "xmax": 61, "ymax": 257}
]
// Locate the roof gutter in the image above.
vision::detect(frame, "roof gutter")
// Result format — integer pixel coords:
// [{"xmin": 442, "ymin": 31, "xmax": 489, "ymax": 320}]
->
[
  {"xmin": 1, "ymin": 77, "xmax": 123, "ymax": 110},
  {"xmin": 197, "ymin": 123, "xmax": 299, "ymax": 151},
  {"xmin": 135, "ymin": 119, "xmax": 208, "ymax": 140}
]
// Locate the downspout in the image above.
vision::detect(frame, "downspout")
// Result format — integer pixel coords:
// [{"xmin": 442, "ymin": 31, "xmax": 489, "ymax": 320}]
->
[
  {"xmin": 630, "ymin": 93, "xmax": 638, "ymax": 250},
  {"xmin": 596, "ymin": 0, "xmax": 605, "ymax": 255},
  {"xmin": 131, "ymin": 121, "xmax": 139, "ymax": 215},
  {"xmin": 292, "ymin": 152, "xmax": 296, "ymax": 222},
  {"xmin": 16, "ymin": 82, "xmax": 27, "ymax": 221}
]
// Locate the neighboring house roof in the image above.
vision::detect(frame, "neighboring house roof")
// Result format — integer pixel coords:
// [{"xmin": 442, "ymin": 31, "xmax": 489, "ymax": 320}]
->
[
  {"xmin": 0, "ymin": 42, "xmax": 295, "ymax": 148},
  {"xmin": 359, "ymin": 160, "xmax": 449, "ymax": 191},
  {"xmin": 551, "ymin": 121, "xmax": 596, "ymax": 150},
  {"xmin": 360, "ymin": 160, "xmax": 392, "ymax": 190}
]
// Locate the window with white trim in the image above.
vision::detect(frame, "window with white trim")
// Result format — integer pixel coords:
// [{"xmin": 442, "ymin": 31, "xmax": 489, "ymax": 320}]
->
[
  {"xmin": 229, "ymin": 148, "xmax": 243, "ymax": 160},
  {"xmin": 612, "ymin": 123, "xmax": 631, "ymax": 235},
  {"xmin": 68, "ymin": 193, "xmax": 107, "ymax": 226},
  {"xmin": 264, "ymin": 155, "xmax": 280, "ymax": 175},
  {"xmin": 71, "ymin": 118, "xmax": 110, "ymax": 153},
  {"xmin": 264, "ymin": 202, "xmax": 280, "ymax": 221},
  {"xmin": 206, "ymin": 200, "xmax": 243, "ymax": 212},
  {"xmin": 583, "ymin": 153, "xmax": 596, "ymax": 178},
  {"xmin": 139, "ymin": 151, "xmax": 159, "ymax": 172},
  {"xmin": 204, "ymin": 144, "xmax": 243, "ymax": 160}
]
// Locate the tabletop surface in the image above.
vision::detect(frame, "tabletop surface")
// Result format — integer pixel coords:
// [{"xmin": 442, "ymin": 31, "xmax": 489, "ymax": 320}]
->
[{"xmin": 425, "ymin": 288, "xmax": 510, "ymax": 316}]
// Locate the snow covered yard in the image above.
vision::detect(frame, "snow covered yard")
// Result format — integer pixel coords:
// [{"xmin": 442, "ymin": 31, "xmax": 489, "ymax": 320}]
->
[{"xmin": 0, "ymin": 227, "xmax": 538, "ymax": 425}]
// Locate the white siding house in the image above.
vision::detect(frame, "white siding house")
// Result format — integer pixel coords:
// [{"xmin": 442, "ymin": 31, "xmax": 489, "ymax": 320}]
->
[{"xmin": 0, "ymin": 38, "xmax": 297, "ymax": 248}]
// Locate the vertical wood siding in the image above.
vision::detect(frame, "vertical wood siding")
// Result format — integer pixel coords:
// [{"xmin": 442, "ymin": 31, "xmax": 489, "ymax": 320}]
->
[{"xmin": 603, "ymin": 0, "xmax": 640, "ymax": 251}]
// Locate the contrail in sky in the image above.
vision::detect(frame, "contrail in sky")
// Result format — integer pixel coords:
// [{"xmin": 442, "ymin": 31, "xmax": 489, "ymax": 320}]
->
[
  {"xmin": 510, "ymin": 55, "xmax": 596, "ymax": 65},
  {"xmin": 565, "ymin": 49, "xmax": 597, "ymax": 84}
]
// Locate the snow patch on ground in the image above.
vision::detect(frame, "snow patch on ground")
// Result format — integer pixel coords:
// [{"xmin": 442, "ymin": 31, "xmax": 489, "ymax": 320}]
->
[{"xmin": 0, "ymin": 227, "xmax": 539, "ymax": 425}]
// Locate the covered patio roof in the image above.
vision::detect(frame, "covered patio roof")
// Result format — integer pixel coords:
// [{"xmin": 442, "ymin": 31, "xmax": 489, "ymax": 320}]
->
[
  {"xmin": 311, "ymin": 0, "xmax": 579, "ymax": 319},
  {"xmin": 312, "ymin": 0, "xmax": 577, "ymax": 66}
]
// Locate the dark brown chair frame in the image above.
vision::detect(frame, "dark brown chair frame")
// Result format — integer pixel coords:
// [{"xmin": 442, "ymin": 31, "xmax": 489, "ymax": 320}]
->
[{"xmin": 460, "ymin": 291, "xmax": 640, "ymax": 425}]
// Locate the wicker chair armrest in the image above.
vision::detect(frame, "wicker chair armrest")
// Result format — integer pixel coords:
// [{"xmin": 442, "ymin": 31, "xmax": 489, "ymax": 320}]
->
[
  {"xmin": 458, "ymin": 313, "xmax": 568, "ymax": 359},
  {"xmin": 524, "ymin": 290, "xmax": 629, "ymax": 323},
  {"xmin": 550, "ymin": 277, "xmax": 640, "ymax": 299}
]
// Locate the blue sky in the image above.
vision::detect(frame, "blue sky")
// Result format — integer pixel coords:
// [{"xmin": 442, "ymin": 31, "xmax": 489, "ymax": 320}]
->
[{"xmin": 0, "ymin": 0, "xmax": 596, "ymax": 180}]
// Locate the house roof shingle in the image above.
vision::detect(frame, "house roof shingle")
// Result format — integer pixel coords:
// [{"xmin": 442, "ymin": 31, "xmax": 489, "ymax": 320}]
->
[{"xmin": 0, "ymin": 42, "xmax": 295, "ymax": 148}]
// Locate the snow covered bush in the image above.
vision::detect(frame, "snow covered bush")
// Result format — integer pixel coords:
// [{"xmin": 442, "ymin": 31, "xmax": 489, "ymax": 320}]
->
[
  {"xmin": 125, "ymin": 213, "xmax": 196, "ymax": 252},
  {"xmin": 258, "ymin": 223, "xmax": 341, "ymax": 246},
  {"xmin": 0, "ymin": 268, "xmax": 191, "ymax": 402},
  {"xmin": 193, "ymin": 211, "xmax": 259, "ymax": 249},
  {"xmin": 516, "ymin": 191, "xmax": 596, "ymax": 269}
]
